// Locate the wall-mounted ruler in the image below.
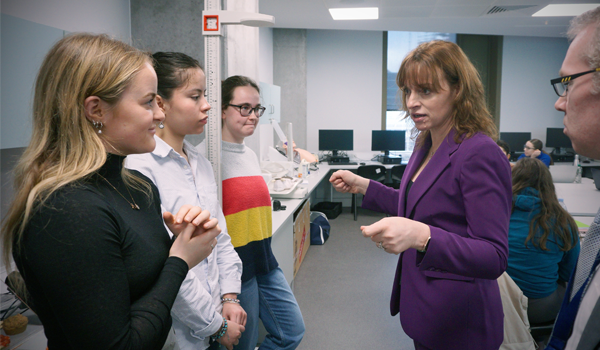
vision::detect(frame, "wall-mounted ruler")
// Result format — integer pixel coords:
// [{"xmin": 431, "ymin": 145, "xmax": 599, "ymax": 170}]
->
[{"xmin": 202, "ymin": 2, "xmax": 274, "ymax": 203}]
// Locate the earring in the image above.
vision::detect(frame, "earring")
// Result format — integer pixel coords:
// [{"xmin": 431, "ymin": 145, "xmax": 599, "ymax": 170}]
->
[
  {"xmin": 92, "ymin": 120, "xmax": 103, "ymax": 134},
  {"xmin": 159, "ymin": 121, "xmax": 164, "ymax": 129}
]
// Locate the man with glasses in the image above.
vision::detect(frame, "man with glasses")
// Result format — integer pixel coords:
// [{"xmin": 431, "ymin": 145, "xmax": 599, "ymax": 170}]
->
[{"xmin": 546, "ymin": 6, "xmax": 600, "ymax": 350}]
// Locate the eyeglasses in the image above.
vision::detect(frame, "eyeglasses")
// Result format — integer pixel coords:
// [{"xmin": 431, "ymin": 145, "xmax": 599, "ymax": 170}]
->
[
  {"xmin": 523, "ymin": 145, "xmax": 534, "ymax": 150},
  {"xmin": 228, "ymin": 104, "xmax": 266, "ymax": 117},
  {"xmin": 550, "ymin": 67, "xmax": 600, "ymax": 97}
]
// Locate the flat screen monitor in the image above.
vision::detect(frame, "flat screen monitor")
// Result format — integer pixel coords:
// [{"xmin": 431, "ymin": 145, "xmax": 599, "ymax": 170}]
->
[
  {"xmin": 319, "ymin": 129, "xmax": 353, "ymax": 156},
  {"xmin": 546, "ymin": 127, "xmax": 572, "ymax": 150},
  {"xmin": 499, "ymin": 132, "xmax": 531, "ymax": 155},
  {"xmin": 371, "ymin": 130, "xmax": 405, "ymax": 156}
]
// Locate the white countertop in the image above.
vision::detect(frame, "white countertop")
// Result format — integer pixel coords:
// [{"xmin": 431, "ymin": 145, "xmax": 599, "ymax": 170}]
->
[
  {"xmin": 555, "ymin": 178, "xmax": 600, "ymax": 217},
  {"xmin": 270, "ymin": 164, "xmax": 332, "ymax": 235}
]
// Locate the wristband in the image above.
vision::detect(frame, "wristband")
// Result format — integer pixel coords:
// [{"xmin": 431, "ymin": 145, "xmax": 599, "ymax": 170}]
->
[
  {"xmin": 221, "ymin": 297, "xmax": 240, "ymax": 304},
  {"xmin": 211, "ymin": 318, "xmax": 228, "ymax": 341},
  {"xmin": 417, "ymin": 235, "xmax": 430, "ymax": 253}
]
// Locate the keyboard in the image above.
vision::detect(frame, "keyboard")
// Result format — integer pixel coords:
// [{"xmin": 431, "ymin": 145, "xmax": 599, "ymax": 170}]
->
[{"xmin": 328, "ymin": 161, "xmax": 357, "ymax": 165}]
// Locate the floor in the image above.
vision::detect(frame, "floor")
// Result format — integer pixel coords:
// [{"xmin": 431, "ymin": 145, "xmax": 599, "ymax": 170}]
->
[{"xmin": 292, "ymin": 207, "xmax": 415, "ymax": 350}]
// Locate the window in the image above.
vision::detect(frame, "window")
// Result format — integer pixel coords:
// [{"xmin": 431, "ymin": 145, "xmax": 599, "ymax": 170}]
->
[{"xmin": 386, "ymin": 31, "xmax": 456, "ymax": 152}]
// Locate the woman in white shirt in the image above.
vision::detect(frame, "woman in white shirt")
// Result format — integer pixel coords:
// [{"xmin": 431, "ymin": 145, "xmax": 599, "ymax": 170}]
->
[{"xmin": 127, "ymin": 52, "xmax": 245, "ymax": 350}]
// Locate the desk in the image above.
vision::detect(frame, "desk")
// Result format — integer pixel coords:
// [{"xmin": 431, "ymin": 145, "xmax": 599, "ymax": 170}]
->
[
  {"xmin": 270, "ymin": 165, "xmax": 331, "ymax": 285},
  {"xmin": 555, "ymin": 178, "xmax": 600, "ymax": 217},
  {"xmin": 326, "ymin": 160, "xmax": 408, "ymax": 170},
  {"xmin": 581, "ymin": 160, "xmax": 600, "ymax": 179}
]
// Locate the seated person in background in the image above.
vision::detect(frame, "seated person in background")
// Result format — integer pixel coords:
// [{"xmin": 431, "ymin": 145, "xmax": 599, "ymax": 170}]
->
[
  {"xmin": 278, "ymin": 141, "xmax": 318, "ymax": 164},
  {"xmin": 518, "ymin": 138, "xmax": 553, "ymax": 167},
  {"xmin": 496, "ymin": 139, "xmax": 514, "ymax": 168},
  {"xmin": 506, "ymin": 157, "xmax": 580, "ymax": 325}
]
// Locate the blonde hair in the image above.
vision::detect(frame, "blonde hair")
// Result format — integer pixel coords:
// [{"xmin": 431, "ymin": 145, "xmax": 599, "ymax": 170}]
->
[
  {"xmin": 396, "ymin": 40, "xmax": 497, "ymax": 147},
  {"xmin": 2, "ymin": 33, "xmax": 151, "ymax": 273}
]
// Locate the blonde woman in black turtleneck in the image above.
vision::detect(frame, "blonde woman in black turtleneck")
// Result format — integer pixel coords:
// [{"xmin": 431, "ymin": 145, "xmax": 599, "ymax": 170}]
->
[{"xmin": 2, "ymin": 33, "xmax": 219, "ymax": 350}]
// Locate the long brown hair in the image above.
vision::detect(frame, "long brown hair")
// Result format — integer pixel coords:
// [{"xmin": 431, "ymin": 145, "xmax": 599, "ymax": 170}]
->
[
  {"xmin": 2, "ymin": 33, "xmax": 151, "ymax": 273},
  {"xmin": 396, "ymin": 40, "xmax": 497, "ymax": 147},
  {"xmin": 511, "ymin": 157, "xmax": 578, "ymax": 251}
]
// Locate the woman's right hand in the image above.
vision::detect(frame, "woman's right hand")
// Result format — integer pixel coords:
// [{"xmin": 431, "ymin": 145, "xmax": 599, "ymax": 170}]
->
[
  {"xmin": 164, "ymin": 205, "xmax": 221, "ymax": 269},
  {"xmin": 217, "ymin": 320, "xmax": 245, "ymax": 350},
  {"xmin": 329, "ymin": 170, "xmax": 369, "ymax": 195}
]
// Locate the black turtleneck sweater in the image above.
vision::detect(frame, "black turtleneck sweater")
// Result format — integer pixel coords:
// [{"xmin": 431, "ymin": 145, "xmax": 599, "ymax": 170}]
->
[{"xmin": 13, "ymin": 154, "xmax": 188, "ymax": 349}]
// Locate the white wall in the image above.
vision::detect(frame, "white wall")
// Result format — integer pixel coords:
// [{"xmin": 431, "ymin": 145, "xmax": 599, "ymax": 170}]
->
[
  {"xmin": 1, "ymin": 0, "xmax": 131, "ymax": 40},
  {"xmin": 1, "ymin": 0, "xmax": 131, "ymax": 149},
  {"xmin": 259, "ymin": 27, "xmax": 274, "ymax": 84},
  {"xmin": 500, "ymin": 36, "xmax": 569, "ymax": 145},
  {"xmin": 306, "ymin": 30, "xmax": 383, "ymax": 153}
]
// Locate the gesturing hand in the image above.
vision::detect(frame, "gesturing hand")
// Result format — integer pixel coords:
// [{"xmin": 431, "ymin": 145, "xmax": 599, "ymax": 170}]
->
[
  {"xmin": 361, "ymin": 217, "xmax": 430, "ymax": 255},
  {"xmin": 329, "ymin": 170, "xmax": 369, "ymax": 195}
]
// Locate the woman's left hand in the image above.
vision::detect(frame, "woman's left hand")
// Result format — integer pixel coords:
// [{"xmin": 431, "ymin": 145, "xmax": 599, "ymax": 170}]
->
[
  {"xmin": 532, "ymin": 149, "xmax": 541, "ymax": 158},
  {"xmin": 222, "ymin": 303, "xmax": 247, "ymax": 327},
  {"xmin": 221, "ymin": 295, "xmax": 247, "ymax": 326},
  {"xmin": 361, "ymin": 217, "xmax": 430, "ymax": 255}
]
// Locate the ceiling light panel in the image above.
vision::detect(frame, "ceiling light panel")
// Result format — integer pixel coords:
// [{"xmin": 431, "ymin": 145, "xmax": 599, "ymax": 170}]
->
[
  {"xmin": 329, "ymin": 7, "xmax": 379, "ymax": 20},
  {"xmin": 533, "ymin": 4, "xmax": 600, "ymax": 17}
]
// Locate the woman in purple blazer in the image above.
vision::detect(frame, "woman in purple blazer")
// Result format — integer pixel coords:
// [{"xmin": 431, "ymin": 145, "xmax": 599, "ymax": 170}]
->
[{"xmin": 330, "ymin": 41, "xmax": 512, "ymax": 350}]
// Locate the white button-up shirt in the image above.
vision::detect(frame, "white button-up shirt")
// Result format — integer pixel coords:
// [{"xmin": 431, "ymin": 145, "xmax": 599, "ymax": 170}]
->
[{"xmin": 126, "ymin": 136, "xmax": 242, "ymax": 350}]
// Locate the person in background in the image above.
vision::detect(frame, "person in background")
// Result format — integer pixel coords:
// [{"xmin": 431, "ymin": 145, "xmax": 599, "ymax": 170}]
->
[
  {"xmin": 126, "ymin": 52, "xmax": 244, "ymax": 350},
  {"xmin": 330, "ymin": 40, "xmax": 512, "ymax": 350},
  {"xmin": 497, "ymin": 139, "xmax": 514, "ymax": 168},
  {"xmin": 518, "ymin": 139, "xmax": 553, "ymax": 167},
  {"xmin": 497, "ymin": 139, "xmax": 511, "ymax": 159},
  {"xmin": 279, "ymin": 141, "xmax": 318, "ymax": 164},
  {"xmin": 1, "ymin": 33, "xmax": 220, "ymax": 349},
  {"xmin": 506, "ymin": 157, "xmax": 579, "ymax": 327},
  {"xmin": 220, "ymin": 75, "xmax": 305, "ymax": 350},
  {"xmin": 546, "ymin": 6, "xmax": 600, "ymax": 350}
]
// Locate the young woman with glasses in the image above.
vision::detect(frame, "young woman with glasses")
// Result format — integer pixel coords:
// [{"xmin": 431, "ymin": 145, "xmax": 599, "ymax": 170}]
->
[
  {"xmin": 220, "ymin": 75, "xmax": 305, "ymax": 350},
  {"xmin": 518, "ymin": 139, "xmax": 553, "ymax": 167}
]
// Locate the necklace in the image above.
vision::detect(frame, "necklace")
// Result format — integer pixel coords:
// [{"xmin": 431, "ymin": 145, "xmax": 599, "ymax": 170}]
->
[{"xmin": 97, "ymin": 174, "xmax": 140, "ymax": 210}]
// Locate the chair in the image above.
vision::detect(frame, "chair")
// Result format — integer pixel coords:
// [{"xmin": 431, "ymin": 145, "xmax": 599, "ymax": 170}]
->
[
  {"xmin": 387, "ymin": 164, "xmax": 407, "ymax": 189},
  {"xmin": 497, "ymin": 272, "xmax": 536, "ymax": 350},
  {"xmin": 530, "ymin": 320, "xmax": 554, "ymax": 341},
  {"xmin": 352, "ymin": 165, "xmax": 386, "ymax": 221}
]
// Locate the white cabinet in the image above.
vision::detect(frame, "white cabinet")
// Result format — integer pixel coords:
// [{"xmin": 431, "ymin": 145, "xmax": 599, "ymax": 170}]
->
[{"xmin": 259, "ymin": 82, "xmax": 281, "ymax": 125}]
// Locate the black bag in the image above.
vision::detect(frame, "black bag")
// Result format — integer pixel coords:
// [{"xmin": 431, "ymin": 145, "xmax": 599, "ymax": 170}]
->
[{"xmin": 310, "ymin": 211, "xmax": 330, "ymax": 245}]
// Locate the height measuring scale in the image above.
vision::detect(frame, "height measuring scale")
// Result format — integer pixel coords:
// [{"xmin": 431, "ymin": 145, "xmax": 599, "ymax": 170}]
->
[{"xmin": 202, "ymin": 2, "xmax": 274, "ymax": 202}]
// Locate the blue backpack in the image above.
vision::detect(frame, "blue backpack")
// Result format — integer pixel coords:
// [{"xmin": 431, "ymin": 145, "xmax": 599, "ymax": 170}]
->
[{"xmin": 310, "ymin": 211, "xmax": 330, "ymax": 245}]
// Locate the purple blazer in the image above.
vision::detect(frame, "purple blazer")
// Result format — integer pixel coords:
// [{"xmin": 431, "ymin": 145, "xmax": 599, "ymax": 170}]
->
[{"xmin": 363, "ymin": 130, "xmax": 512, "ymax": 350}]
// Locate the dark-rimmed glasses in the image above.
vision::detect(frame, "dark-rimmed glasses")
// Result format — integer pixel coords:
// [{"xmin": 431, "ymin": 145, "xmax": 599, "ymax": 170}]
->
[
  {"xmin": 551, "ymin": 67, "xmax": 600, "ymax": 97},
  {"xmin": 228, "ymin": 104, "xmax": 266, "ymax": 117}
]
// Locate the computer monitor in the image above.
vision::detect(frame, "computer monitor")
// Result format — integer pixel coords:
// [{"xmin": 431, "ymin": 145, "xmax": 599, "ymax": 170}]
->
[
  {"xmin": 499, "ymin": 132, "xmax": 531, "ymax": 158},
  {"xmin": 546, "ymin": 127, "xmax": 572, "ymax": 153},
  {"xmin": 371, "ymin": 130, "xmax": 405, "ymax": 156},
  {"xmin": 318, "ymin": 129, "xmax": 353, "ymax": 156}
]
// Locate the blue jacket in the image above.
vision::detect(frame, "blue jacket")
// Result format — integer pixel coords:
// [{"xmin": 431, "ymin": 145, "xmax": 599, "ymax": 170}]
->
[
  {"xmin": 517, "ymin": 152, "xmax": 552, "ymax": 167},
  {"xmin": 506, "ymin": 187, "xmax": 580, "ymax": 299}
]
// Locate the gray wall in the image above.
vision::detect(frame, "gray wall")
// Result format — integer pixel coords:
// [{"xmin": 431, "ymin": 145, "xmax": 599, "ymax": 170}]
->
[
  {"xmin": 500, "ymin": 36, "xmax": 569, "ymax": 146},
  {"xmin": 130, "ymin": 0, "xmax": 205, "ymax": 61},
  {"xmin": 306, "ymin": 29, "xmax": 383, "ymax": 153}
]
